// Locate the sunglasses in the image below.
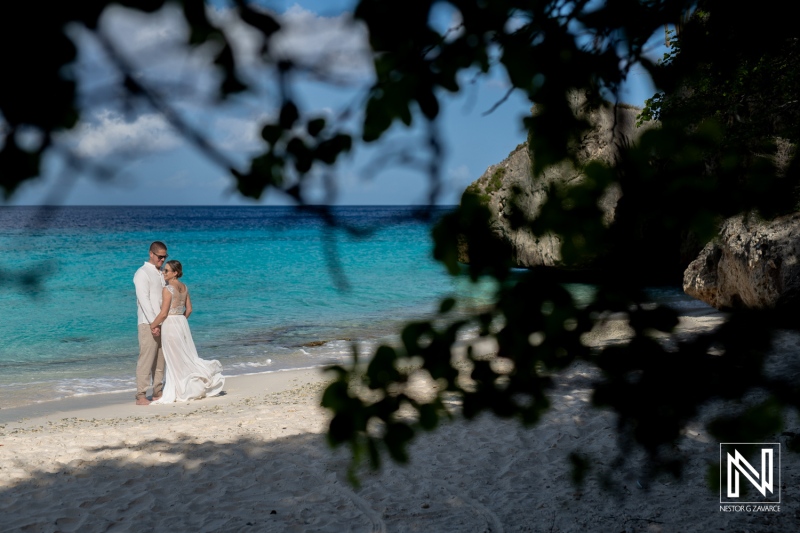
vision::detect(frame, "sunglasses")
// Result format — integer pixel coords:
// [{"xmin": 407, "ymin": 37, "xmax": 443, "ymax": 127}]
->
[{"xmin": 153, "ymin": 252, "xmax": 168, "ymax": 260}]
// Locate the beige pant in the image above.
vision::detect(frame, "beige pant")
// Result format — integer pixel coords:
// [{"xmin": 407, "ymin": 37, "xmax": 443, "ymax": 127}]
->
[{"xmin": 136, "ymin": 323, "xmax": 165, "ymax": 399}]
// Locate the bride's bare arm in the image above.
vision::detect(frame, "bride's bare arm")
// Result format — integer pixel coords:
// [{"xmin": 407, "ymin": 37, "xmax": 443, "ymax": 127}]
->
[
  {"xmin": 185, "ymin": 291, "xmax": 192, "ymax": 319},
  {"xmin": 150, "ymin": 287, "xmax": 173, "ymax": 332}
]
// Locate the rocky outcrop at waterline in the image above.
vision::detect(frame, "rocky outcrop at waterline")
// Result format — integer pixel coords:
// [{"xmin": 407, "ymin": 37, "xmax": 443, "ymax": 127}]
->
[{"xmin": 683, "ymin": 213, "xmax": 800, "ymax": 310}]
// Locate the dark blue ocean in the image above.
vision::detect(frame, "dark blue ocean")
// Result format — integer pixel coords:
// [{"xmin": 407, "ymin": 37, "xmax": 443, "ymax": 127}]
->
[{"xmin": 0, "ymin": 206, "xmax": 704, "ymax": 409}]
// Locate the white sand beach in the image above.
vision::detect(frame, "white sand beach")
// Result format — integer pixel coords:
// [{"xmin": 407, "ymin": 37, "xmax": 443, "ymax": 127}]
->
[{"xmin": 2, "ymin": 314, "xmax": 800, "ymax": 532}]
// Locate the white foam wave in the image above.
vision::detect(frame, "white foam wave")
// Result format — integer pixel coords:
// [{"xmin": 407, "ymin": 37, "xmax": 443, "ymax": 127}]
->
[
  {"xmin": 53, "ymin": 377, "xmax": 135, "ymax": 398},
  {"xmin": 229, "ymin": 359, "xmax": 273, "ymax": 370}
]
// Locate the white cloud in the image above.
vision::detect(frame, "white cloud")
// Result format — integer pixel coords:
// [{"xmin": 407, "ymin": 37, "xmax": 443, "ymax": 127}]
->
[
  {"xmin": 71, "ymin": 110, "xmax": 180, "ymax": 158},
  {"xmin": 98, "ymin": 4, "xmax": 192, "ymax": 70},
  {"xmin": 44, "ymin": 3, "xmax": 379, "ymax": 205},
  {"xmin": 68, "ymin": 3, "xmax": 372, "ymax": 158},
  {"xmin": 211, "ymin": 4, "xmax": 373, "ymax": 81},
  {"xmin": 274, "ymin": 5, "xmax": 372, "ymax": 75},
  {"xmin": 214, "ymin": 113, "xmax": 271, "ymax": 152},
  {"xmin": 68, "ymin": 4, "xmax": 218, "ymax": 113}
]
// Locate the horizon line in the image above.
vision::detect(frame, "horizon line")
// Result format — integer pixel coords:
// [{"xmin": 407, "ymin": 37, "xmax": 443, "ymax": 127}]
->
[{"xmin": 0, "ymin": 204, "xmax": 460, "ymax": 208}]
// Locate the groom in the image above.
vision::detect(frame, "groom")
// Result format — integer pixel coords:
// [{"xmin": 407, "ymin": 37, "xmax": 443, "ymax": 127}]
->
[{"xmin": 133, "ymin": 241, "xmax": 168, "ymax": 405}]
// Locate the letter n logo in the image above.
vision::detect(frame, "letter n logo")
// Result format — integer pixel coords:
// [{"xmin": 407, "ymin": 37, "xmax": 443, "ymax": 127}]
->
[{"xmin": 720, "ymin": 443, "xmax": 780, "ymax": 504}]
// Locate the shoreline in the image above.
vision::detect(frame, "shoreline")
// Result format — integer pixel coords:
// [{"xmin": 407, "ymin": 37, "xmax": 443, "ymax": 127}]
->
[
  {"xmin": 0, "ymin": 368, "xmax": 330, "ymax": 427},
  {"xmin": 0, "ymin": 297, "xmax": 719, "ymax": 412},
  {"xmin": 0, "ymin": 305, "xmax": 723, "ymax": 425},
  {"xmin": 0, "ymin": 306, "xmax": 479, "ymax": 415},
  {"xmin": 4, "ymin": 314, "xmax": 800, "ymax": 532}
]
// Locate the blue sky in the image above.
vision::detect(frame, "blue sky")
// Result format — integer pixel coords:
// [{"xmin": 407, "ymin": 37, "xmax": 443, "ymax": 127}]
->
[{"xmin": 8, "ymin": 1, "xmax": 663, "ymax": 206}]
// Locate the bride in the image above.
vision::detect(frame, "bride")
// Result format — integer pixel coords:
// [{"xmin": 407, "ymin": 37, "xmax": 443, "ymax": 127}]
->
[{"xmin": 150, "ymin": 260, "xmax": 224, "ymax": 404}]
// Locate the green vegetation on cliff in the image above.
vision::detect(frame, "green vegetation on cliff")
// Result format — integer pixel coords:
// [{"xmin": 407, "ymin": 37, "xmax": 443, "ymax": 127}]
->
[{"xmin": 463, "ymin": 165, "xmax": 506, "ymax": 206}]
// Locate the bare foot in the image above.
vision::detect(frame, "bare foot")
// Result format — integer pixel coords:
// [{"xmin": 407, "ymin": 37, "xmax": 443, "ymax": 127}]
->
[
  {"xmin": 152, "ymin": 394, "xmax": 162, "ymax": 401},
  {"xmin": 135, "ymin": 397, "xmax": 151, "ymax": 405}
]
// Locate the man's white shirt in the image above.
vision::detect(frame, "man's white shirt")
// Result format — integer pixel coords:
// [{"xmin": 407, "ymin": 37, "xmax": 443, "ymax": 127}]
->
[{"xmin": 134, "ymin": 262, "xmax": 165, "ymax": 325}]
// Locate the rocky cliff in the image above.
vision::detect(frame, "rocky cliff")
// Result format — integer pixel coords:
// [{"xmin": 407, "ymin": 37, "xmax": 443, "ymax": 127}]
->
[
  {"xmin": 460, "ymin": 92, "xmax": 651, "ymax": 272},
  {"xmin": 460, "ymin": 94, "xmax": 800, "ymax": 307}
]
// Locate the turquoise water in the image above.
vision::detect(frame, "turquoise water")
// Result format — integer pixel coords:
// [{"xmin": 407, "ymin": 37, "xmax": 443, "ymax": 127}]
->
[
  {"xmin": 0, "ymin": 206, "xmax": 500, "ymax": 408},
  {"xmin": 0, "ymin": 206, "xmax": 703, "ymax": 409}
]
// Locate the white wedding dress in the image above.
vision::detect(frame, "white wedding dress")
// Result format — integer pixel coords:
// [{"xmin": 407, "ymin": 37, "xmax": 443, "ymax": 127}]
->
[{"xmin": 152, "ymin": 284, "xmax": 224, "ymax": 404}]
